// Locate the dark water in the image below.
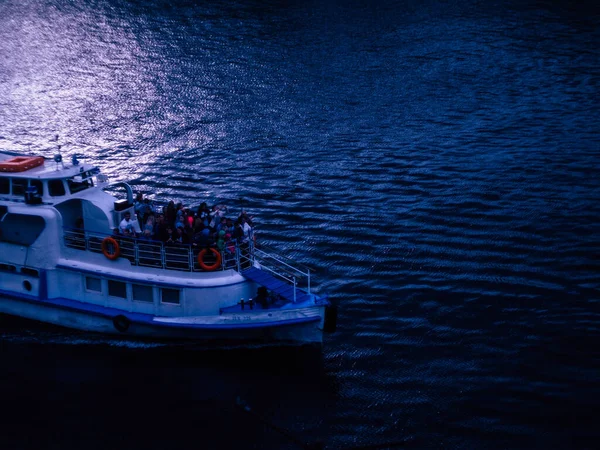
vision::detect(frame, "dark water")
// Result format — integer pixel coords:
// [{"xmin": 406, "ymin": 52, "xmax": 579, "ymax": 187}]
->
[{"xmin": 1, "ymin": 0, "xmax": 599, "ymax": 448}]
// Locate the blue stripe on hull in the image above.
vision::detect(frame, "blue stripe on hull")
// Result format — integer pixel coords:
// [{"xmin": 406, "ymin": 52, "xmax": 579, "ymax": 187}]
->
[{"xmin": 0, "ymin": 289, "xmax": 321, "ymax": 331}]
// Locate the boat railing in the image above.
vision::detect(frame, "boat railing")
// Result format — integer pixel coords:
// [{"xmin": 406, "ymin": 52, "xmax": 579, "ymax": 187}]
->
[
  {"xmin": 63, "ymin": 228, "xmax": 312, "ymax": 294},
  {"xmin": 63, "ymin": 227, "xmax": 231, "ymax": 272},
  {"xmin": 241, "ymin": 245, "xmax": 312, "ymax": 296}
]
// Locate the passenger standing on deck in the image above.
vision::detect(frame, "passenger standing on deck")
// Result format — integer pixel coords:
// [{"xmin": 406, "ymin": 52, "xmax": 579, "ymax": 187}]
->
[
  {"xmin": 197, "ymin": 202, "xmax": 210, "ymax": 227},
  {"xmin": 209, "ymin": 204, "xmax": 227, "ymax": 231},
  {"xmin": 216, "ymin": 230, "xmax": 226, "ymax": 251},
  {"xmin": 224, "ymin": 233, "xmax": 236, "ymax": 267},
  {"xmin": 238, "ymin": 210, "xmax": 254, "ymax": 226},
  {"xmin": 241, "ymin": 215, "xmax": 253, "ymax": 244},
  {"xmin": 164, "ymin": 201, "xmax": 176, "ymax": 227},
  {"xmin": 144, "ymin": 215, "xmax": 155, "ymax": 238},
  {"xmin": 174, "ymin": 226, "xmax": 189, "ymax": 245},
  {"xmin": 119, "ymin": 212, "xmax": 134, "ymax": 235},
  {"xmin": 238, "ymin": 216, "xmax": 252, "ymax": 269},
  {"xmin": 143, "ymin": 198, "xmax": 155, "ymax": 223},
  {"xmin": 192, "ymin": 223, "xmax": 210, "ymax": 247},
  {"xmin": 225, "ymin": 218, "xmax": 235, "ymax": 235},
  {"xmin": 175, "ymin": 209, "xmax": 185, "ymax": 230},
  {"xmin": 164, "ymin": 225, "xmax": 175, "ymax": 245},
  {"xmin": 233, "ymin": 219, "xmax": 244, "ymax": 243},
  {"xmin": 134, "ymin": 192, "xmax": 144, "ymax": 217},
  {"xmin": 175, "ymin": 202, "xmax": 186, "ymax": 226},
  {"xmin": 216, "ymin": 217, "xmax": 227, "ymax": 234},
  {"xmin": 154, "ymin": 214, "xmax": 168, "ymax": 241}
]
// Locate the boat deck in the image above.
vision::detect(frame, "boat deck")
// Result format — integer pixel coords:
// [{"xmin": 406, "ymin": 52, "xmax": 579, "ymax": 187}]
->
[{"xmin": 242, "ymin": 267, "xmax": 313, "ymax": 304}]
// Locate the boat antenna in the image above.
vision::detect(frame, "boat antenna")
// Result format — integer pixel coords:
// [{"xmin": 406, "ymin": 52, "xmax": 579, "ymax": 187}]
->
[{"xmin": 54, "ymin": 135, "xmax": 64, "ymax": 170}]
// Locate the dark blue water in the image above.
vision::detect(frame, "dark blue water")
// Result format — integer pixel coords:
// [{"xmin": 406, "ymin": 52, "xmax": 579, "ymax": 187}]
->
[{"xmin": 1, "ymin": 0, "xmax": 599, "ymax": 448}]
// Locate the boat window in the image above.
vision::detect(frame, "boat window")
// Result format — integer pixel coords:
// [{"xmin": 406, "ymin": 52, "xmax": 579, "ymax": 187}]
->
[
  {"xmin": 0, "ymin": 178, "xmax": 9, "ymax": 194},
  {"xmin": 12, "ymin": 179, "xmax": 27, "ymax": 196},
  {"xmin": 84, "ymin": 171, "xmax": 95, "ymax": 186},
  {"xmin": 161, "ymin": 288, "xmax": 180, "ymax": 305},
  {"xmin": 48, "ymin": 179, "xmax": 66, "ymax": 197},
  {"xmin": 0, "ymin": 213, "xmax": 46, "ymax": 246},
  {"xmin": 30, "ymin": 179, "xmax": 44, "ymax": 196},
  {"xmin": 108, "ymin": 280, "xmax": 127, "ymax": 298},
  {"xmin": 68, "ymin": 174, "xmax": 93, "ymax": 194},
  {"xmin": 85, "ymin": 276, "xmax": 102, "ymax": 292},
  {"xmin": 132, "ymin": 284, "xmax": 153, "ymax": 302},
  {"xmin": 0, "ymin": 263, "xmax": 17, "ymax": 272},
  {"xmin": 21, "ymin": 267, "xmax": 39, "ymax": 277}
]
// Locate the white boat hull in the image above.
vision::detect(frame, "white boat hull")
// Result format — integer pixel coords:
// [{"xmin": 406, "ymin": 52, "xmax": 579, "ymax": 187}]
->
[{"xmin": 0, "ymin": 293, "xmax": 326, "ymax": 345}]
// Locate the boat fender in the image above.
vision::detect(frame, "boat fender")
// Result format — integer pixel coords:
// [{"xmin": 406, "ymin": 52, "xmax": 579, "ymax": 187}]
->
[
  {"xmin": 113, "ymin": 315, "xmax": 130, "ymax": 333},
  {"xmin": 323, "ymin": 303, "xmax": 338, "ymax": 333},
  {"xmin": 198, "ymin": 248, "xmax": 222, "ymax": 271},
  {"xmin": 101, "ymin": 237, "xmax": 120, "ymax": 260}
]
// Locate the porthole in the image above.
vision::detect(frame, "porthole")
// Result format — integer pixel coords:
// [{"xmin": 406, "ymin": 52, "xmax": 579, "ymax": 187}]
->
[{"xmin": 23, "ymin": 280, "xmax": 32, "ymax": 291}]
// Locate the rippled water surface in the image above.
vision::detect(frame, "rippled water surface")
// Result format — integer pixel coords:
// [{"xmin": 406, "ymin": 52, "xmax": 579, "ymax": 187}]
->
[{"xmin": 1, "ymin": 1, "xmax": 599, "ymax": 448}]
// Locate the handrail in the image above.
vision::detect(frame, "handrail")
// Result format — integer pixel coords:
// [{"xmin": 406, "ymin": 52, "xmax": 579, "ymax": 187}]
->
[
  {"xmin": 250, "ymin": 243, "xmax": 315, "ymax": 273},
  {"xmin": 247, "ymin": 246, "xmax": 311, "ymax": 295},
  {"xmin": 63, "ymin": 227, "xmax": 313, "ymax": 295},
  {"xmin": 63, "ymin": 227, "xmax": 228, "ymax": 273},
  {"xmin": 252, "ymin": 247, "xmax": 310, "ymax": 278}
]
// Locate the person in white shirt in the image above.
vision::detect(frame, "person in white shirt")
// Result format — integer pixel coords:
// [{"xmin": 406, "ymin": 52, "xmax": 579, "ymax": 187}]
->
[
  {"xmin": 241, "ymin": 216, "xmax": 253, "ymax": 244},
  {"xmin": 119, "ymin": 212, "xmax": 134, "ymax": 235},
  {"xmin": 209, "ymin": 204, "xmax": 227, "ymax": 230}
]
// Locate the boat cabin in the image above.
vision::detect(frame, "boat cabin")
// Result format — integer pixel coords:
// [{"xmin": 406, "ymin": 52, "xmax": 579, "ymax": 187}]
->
[{"xmin": 0, "ymin": 153, "xmax": 134, "ymax": 248}]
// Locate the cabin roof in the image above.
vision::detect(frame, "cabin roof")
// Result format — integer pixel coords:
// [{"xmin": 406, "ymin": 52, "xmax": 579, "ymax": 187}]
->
[{"xmin": 0, "ymin": 152, "xmax": 96, "ymax": 179}]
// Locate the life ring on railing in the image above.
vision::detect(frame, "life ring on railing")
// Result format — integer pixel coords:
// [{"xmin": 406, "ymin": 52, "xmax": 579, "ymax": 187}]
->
[
  {"xmin": 198, "ymin": 248, "xmax": 222, "ymax": 271},
  {"xmin": 101, "ymin": 237, "xmax": 120, "ymax": 260}
]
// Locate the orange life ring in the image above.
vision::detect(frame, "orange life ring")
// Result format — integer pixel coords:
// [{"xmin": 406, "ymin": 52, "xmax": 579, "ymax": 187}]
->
[
  {"xmin": 0, "ymin": 156, "xmax": 45, "ymax": 172},
  {"xmin": 101, "ymin": 237, "xmax": 120, "ymax": 260},
  {"xmin": 198, "ymin": 248, "xmax": 222, "ymax": 271}
]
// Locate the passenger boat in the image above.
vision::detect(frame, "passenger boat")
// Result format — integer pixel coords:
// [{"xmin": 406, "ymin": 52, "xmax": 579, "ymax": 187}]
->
[{"xmin": 0, "ymin": 150, "xmax": 337, "ymax": 345}]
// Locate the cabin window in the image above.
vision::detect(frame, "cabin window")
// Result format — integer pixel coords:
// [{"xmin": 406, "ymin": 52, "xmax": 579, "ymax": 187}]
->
[
  {"xmin": 67, "ymin": 175, "xmax": 93, "ymax": 194},
  {"xmin": 12, "ymin": 179, "xmax": 27, "ymax": 196},
  {"xmin": 0, "ymin": 263, "xmax": 17, "ymax": 272},
  {"xmin": 161, "ymin": 288, "xmax": 180, "ymax": 305},
  {"xmin": 132, "ymin": 284, "xmax": 153, "ymax": 303},
  {"xmin": 21, "ymin": 267, "xmax": 39, "ymax": 277},
  {"xmin": 48, "ymin": 179, "xmax": 66, "ymax": 197},
  {"xmin": 0, "ymin": 178, "xmax": 9, "ymax": 194},
  {"xmin": 83, "ymin": 171, "xmax": 95, "ymax": 186},
  {"xmin": 85, "ymin": 276, "xmax": 102, "ymax": 292},
  {"xmin": 0, "ymin": 213, "xmax": 46, "ymax": 246},
  {"xmin": 30, "ymin": 179, "xmax": 44, "ymax": 196},
  {"xmin": 108, "ymin": 280, "xmax": 127, "ymax": 298}
]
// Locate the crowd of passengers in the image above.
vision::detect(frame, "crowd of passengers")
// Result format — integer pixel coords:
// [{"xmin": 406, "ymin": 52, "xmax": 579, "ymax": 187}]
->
[{"xmin": 114, "ymin": 193, "xmax": 254, "ymax": 253}]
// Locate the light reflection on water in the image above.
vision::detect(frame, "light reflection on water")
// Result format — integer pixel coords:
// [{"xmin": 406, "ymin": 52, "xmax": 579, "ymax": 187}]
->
[{"xmin": 1, "ymin": 0, "xmax": 600, "ymax": 448}]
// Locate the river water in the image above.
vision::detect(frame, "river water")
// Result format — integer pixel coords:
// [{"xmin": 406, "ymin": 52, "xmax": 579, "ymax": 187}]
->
[{"xmin": 1, "ymin": 1, "xmax": 599, "ymax": 449}]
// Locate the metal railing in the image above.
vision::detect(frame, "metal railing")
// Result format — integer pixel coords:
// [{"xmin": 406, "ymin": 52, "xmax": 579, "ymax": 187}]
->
[
  {"xmin": 243, "ymin": 246, "xmax": 312, "ymax": 298},
  {"xmin": 63, "ymin": 228, "xmax": 312, "ymax": 296},
  {"xmin": 64, "ymin": 228, "xmax": 234, "ymax": 272}
]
